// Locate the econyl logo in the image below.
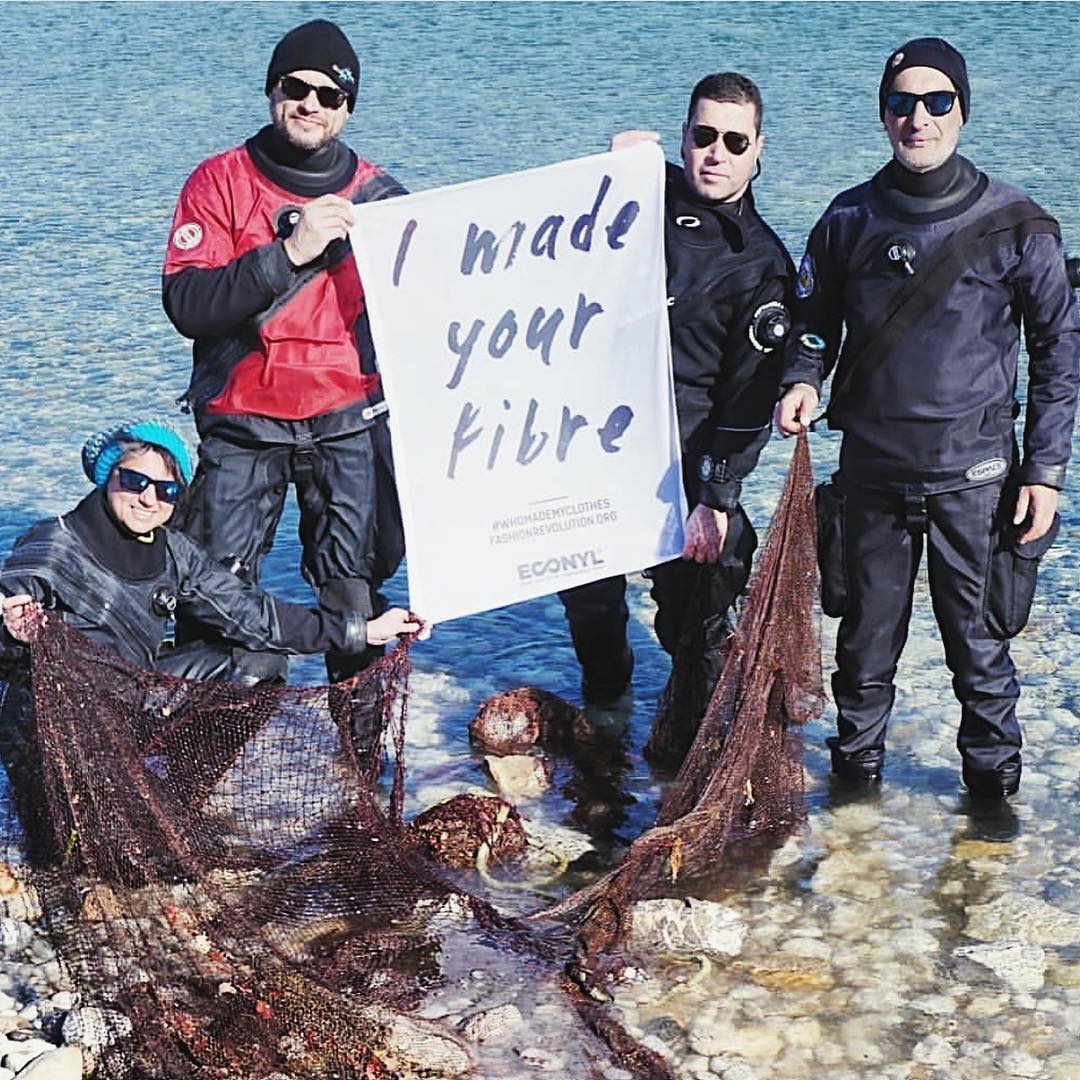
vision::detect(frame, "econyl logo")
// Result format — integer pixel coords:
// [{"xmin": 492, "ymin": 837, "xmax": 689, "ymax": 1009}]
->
[{"xmin": 518, "ymin": 549, "xmax": 605, "ymax": 581}]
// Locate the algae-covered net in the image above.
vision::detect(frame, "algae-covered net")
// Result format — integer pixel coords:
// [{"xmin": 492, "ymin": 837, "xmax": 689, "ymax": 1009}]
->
[
  {"xmin": 3, "ymin": 631, "xmax": 489, "ymax": 1077},
  {"xmin": 0, "ymin": 434, "xmax": 821, "ymax": 1078}
]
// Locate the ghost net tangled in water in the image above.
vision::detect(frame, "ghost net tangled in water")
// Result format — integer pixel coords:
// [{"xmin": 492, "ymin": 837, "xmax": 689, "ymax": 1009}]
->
[
  {"xmin": 0, "ymin": 435, "xmax": 821, "ymax": 1079},
  {"xmin": 541, "ymin": 432, "xmax": 825, "ymax": 995},
  {"xmin": 1, "ymin": 621, "xmax": 671, "ymax": 1077}
]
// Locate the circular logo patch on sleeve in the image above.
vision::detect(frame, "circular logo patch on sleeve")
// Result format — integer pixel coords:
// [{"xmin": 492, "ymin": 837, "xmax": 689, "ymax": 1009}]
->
[
  {"xmin": 795, "ymin": 252, "xmax": 815, "ymax": 300},
  {"xmin": 171, "ymin": 223, "xmax": 204, "ymax": 251}
]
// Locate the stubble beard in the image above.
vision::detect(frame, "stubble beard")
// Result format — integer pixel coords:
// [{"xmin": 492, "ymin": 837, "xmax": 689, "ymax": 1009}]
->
[{"xmin": 276, "ymin": 113, "xmax": 333, "ymax": 153}]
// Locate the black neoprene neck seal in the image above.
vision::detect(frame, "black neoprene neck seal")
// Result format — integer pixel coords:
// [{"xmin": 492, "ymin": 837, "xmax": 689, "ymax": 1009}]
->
[
  {"xmin": 66, "ymin": 492, "xmax": 165, "ymax": 581},
  {"xmin": 246, "ymin": 124, "xmax": 357, "ymax": 197},
  {"xmin": 890, "ymin": 153, "xmax": 962, "ymax": 197},
  {"xmin": 876, "ymin": 154, "xmax": 983, "ymax": 219}
]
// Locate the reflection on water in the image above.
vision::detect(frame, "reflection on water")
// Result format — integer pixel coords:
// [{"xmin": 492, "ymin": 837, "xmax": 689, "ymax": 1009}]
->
[{"xmin": 1, "ymin": 2, "xmax": 1079, "ymax": 1076}]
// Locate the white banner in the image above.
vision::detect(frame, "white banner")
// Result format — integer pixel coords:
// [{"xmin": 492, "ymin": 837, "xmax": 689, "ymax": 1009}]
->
[{"xmin": 350, "ymin": 142, "xmax": 684, "ymax": 624}]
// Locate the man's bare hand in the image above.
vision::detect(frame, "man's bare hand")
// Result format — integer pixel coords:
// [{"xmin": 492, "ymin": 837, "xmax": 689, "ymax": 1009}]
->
[
  {"xmin": 683, "ymin": 505, "xmax": 728, "ymax": 564},
  {"xmin": 2, "ymin": 594, "xmax": 43, "ymax": 643},
  {"xmin": 1013, "ymin": 484, "xmax": 1059, "ymax": 544},
  {"xmin": 365, "ymin": 608, "xmax": 431, "ymax": 646},
  {"xmin": 774, "ymin": 383, "xmax": 820, "ymax": 436},
  {"xmin": 610, "ymin": 129, "xmax": 661, "ymax": 152},
  {"xmin": 283, "ymin": 194, "xmax": 356, "ymax": 266}
]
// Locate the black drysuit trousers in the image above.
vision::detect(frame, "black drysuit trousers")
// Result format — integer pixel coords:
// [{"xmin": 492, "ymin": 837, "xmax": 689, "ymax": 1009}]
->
[
  {"xmin": 831, "ymin": 479, "xmax": 1022, "ymax": 776},
  {"xmin": 176, "ymin": 418, "xmax": 404, "ymax": 683},
  {"xmin": 558, "ymin": 504, "xmax": 757, "ymax": 706}
]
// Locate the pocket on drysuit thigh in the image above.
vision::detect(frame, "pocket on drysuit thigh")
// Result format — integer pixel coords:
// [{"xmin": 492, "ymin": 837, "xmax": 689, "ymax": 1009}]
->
[
  {"xmin": 814, "ymin": 481, "xmax": 847, "ymax": 618},
  {"xmin": 984, "ymin": 512, "xmax": 1060, "ymax": 639}
]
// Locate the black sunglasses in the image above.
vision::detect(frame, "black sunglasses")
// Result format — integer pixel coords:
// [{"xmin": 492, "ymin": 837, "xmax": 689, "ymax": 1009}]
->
[
  {"xmin": 885, "ymin": 90, "xmax": 957, "ymax": 118},
  {"xmin": 117, "ymin": 467, "xmax": 182, "ymax": 505},
  {"xmin": 277, "ymin": 74, "xmax": 349, "ymax": 111},
  {"xmin": 690, "ymin": 125, "xmax": 752, "ymax": 155}
]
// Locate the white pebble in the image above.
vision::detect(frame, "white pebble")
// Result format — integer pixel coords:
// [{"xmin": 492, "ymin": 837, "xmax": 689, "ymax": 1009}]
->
[
  {"xmin": 11, "ymin": 1046, "xmax": 83, "ymax": 1079},
  {"xmin": 516, "ymin": 1047, "xmax": 564, "ymax": 1071},
  {"xmin": 458, "ymin": 1003, "xmax": 522, "ymax": 1043},
  {"xmin": 1, "ymin": 1036, "xmax": 56, "ymax": 1073},
  {"xmin": 912, "ymin": 1034, "xmax": 955, "ymax": 1067},
  {"xmin": 997, "ymin": 1048, "xmax": 1044, "ymax": 1078},
  {"xmin": 0, "ymin": 921, "xmax": 31, "ymax": 954},
  {"xmin": 713, "ymin": 1057, "xmax": 758, "ymax": 1080},
  {"xmin": 910, "ymin": 993, "xmax": 957, "ymax": 1016}
]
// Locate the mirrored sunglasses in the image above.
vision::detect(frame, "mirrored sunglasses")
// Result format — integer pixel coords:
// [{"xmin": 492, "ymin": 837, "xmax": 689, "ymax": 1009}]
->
[
  {"xmin": 690, "ymin": 125, "xmax": 752, "ymax": 155},
  {"xmin": 885, "ymin": 90, "xmax": 957, "ymax": 118},
  {"xmin": 278, "ymin": 74, "xmax": 349, "ymax": 110},
  {"xmin": 117, "ymin": 467, "xmax": 182, "ymax": 505}
]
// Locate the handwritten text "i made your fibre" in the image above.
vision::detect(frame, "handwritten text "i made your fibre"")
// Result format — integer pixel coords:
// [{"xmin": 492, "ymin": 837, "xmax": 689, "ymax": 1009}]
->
[{"xmin": 389, "ymin": 174, "xmax": 642, "ymax": 479}]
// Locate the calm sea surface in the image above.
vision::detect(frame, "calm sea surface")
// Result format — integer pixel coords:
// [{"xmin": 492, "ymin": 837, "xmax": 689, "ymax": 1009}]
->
[{"xmin": 1, "ymin": 3, "xmax": 1079, "ymax": 1076}]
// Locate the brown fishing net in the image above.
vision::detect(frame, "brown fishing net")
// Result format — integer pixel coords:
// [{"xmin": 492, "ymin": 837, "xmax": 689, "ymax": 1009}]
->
[
  {"xmin": 0, "ymin": 434, "xmax": 821, "ymax": 1079},
  {"xmin": 544, "ymin": 432, "xmax": 824, "ymax": 989},
  {"xmin": 3, "ymin": 630, "xmax": 490, "ymax": 1077},
  {"xmin": 1, "ymin": 618, "xmax": 661, "ymax": 1078}
]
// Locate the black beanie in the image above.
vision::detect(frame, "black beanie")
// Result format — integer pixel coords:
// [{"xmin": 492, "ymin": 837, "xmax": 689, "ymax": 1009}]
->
[
  {"xmin": 879, "ymin": 37, "xmax": 970, "ymax": 122},
  {"xmin": 265, "ymin": 19, "xmax": 359, "ymax": 112}
]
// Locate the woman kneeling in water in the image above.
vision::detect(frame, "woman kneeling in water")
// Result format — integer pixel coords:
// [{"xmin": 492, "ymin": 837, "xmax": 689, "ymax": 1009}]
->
[{"xmin": 0, "ymin": 419, "xmax": 425, "ymax": 675}]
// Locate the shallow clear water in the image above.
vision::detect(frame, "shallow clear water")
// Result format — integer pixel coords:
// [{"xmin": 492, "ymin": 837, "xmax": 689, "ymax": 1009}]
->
[{"xmin": 1, "ymin": 3, "xmax": 1079, "ymax": 1077}]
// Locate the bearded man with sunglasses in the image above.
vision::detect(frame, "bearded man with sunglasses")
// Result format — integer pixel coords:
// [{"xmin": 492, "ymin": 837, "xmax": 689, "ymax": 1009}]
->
[
  {"xmin": 162, "ymin": 19, "xmax": 406, "ymax": 687},
  {"xmin": 776, "ymin": 38, "xmax": 1079, "ymax": 799},
  {"xmin": 558, "ymin": 73, "xmax": 793, "ymax": 765}
]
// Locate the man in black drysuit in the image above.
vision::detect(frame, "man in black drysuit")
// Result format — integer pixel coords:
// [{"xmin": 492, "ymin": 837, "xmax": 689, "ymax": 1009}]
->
[
  {"xmin": 776, "ymin": 38, "xmax": 1080, "ymax": 797},
  {"xmin": 559, "ymin": 73, "xmax": 793, "ymax": 759}
]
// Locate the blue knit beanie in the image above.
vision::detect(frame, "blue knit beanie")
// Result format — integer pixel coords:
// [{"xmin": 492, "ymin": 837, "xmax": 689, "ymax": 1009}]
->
[{"xmin": 81, "ymin": 420, "xmax": 194, "ymax": 488}]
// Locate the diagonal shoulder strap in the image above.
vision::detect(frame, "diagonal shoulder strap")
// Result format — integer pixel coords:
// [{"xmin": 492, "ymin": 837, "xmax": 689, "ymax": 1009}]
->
[{"xmin": 827, "ymin": 201, "xmax": 1059, "ymax": 416}]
